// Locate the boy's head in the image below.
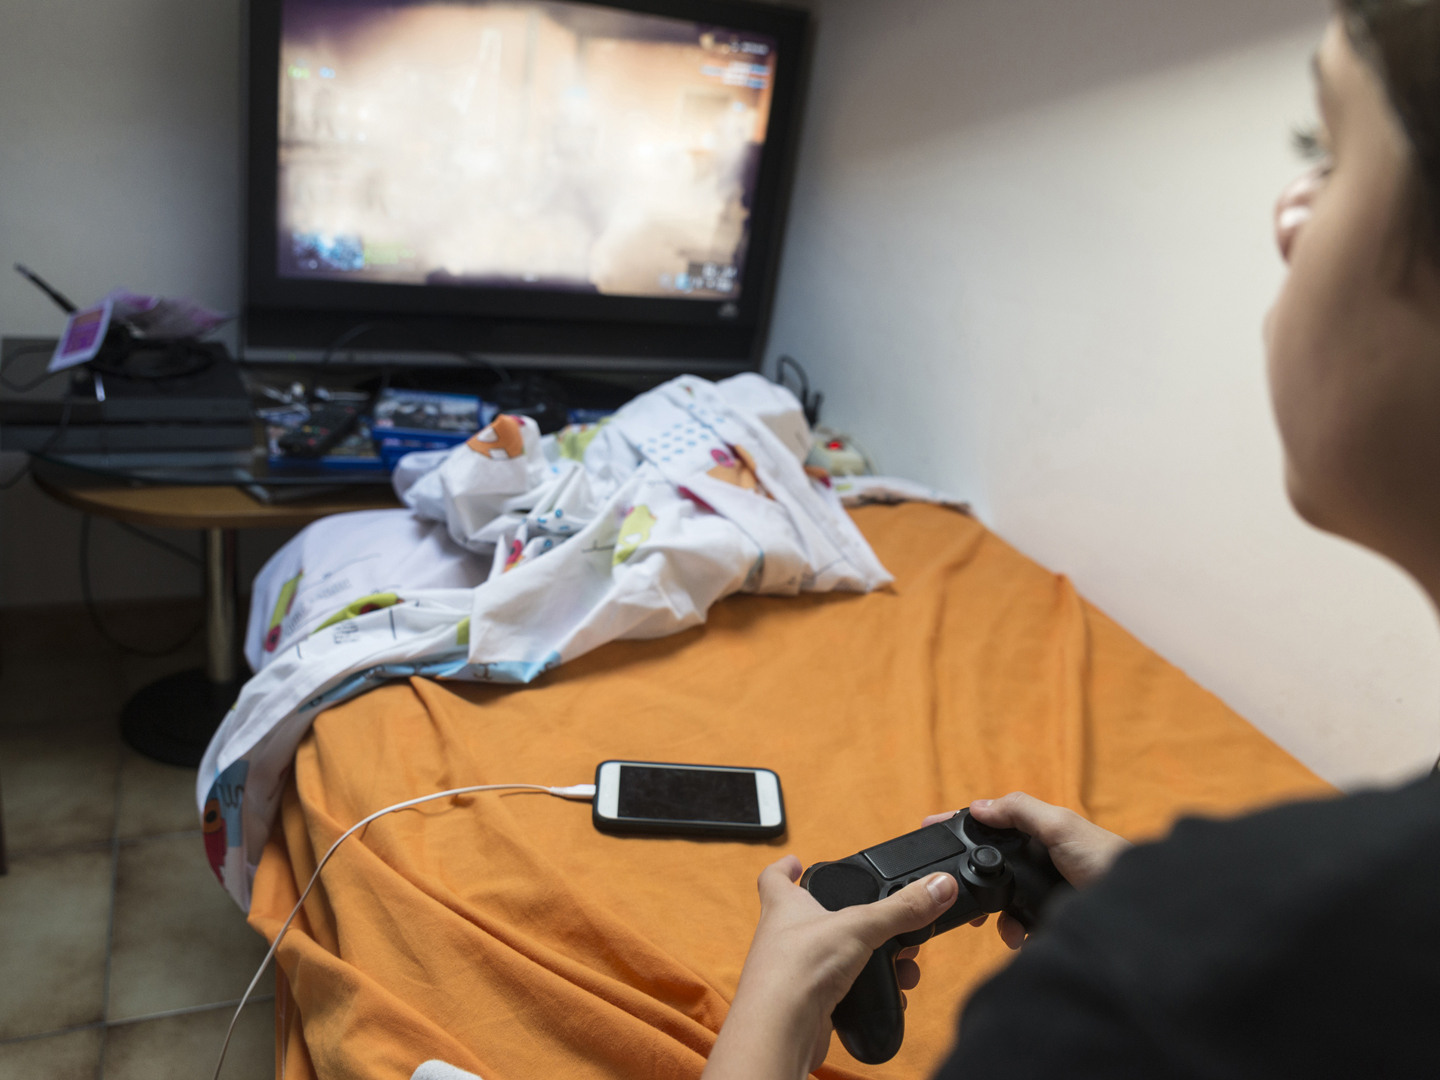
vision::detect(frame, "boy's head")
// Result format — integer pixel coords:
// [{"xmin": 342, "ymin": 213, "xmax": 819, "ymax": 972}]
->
[{"xmin": 1266, "ymin": 6, "xmax": 1440, "ymax": 596}]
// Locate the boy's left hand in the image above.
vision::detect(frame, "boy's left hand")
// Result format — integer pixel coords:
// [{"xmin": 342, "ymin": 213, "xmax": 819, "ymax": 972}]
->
[{"xmin": 703, "ymin": 854, "xmax": 962, "ymax": 1080}]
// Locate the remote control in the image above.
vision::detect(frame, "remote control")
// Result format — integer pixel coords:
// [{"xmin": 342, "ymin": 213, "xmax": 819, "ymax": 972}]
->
[
  {"xmin": 278, "ymin": 401, "xmax": 362, "ymax": 459},
  {"xmin": 800, "ymin": 808, "xmax": 1071, "ymax": 1064}
]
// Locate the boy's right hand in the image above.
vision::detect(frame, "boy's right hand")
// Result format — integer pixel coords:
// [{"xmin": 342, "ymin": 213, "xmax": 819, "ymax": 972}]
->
[{"xmin": 923, "ymin": 792, "xmax": 1130, "ymax": 949}]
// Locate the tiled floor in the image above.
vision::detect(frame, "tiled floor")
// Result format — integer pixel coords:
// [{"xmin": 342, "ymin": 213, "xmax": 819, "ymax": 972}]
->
[{"xmin": 1, "ymin": 602, "xmax": 274, "ymax": 1079}]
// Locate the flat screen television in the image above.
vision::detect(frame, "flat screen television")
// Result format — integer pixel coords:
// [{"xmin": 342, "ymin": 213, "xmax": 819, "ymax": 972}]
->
[{"xmin": 243, "ymin": 0, "xmax": 810, "ymax": 375}]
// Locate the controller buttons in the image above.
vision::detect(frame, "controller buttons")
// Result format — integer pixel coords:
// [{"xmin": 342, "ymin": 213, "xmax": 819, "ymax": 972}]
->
[
  {"xmin": 968, "ymin": 845, "xmax": 1005, "ymax": 878},
  {"xmin": 883, "ymin": 877, "xmax": 925, "ymax": 898}
]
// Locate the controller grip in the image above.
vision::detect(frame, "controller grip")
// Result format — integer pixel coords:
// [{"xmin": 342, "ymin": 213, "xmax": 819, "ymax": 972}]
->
[
  {"xmin": 831, "ymin": 940, "xmax": 906, "ymax": 1065},
  {"xmin": 1003, "ymin": 837, "xmax": 1071, "ymax": 931}
]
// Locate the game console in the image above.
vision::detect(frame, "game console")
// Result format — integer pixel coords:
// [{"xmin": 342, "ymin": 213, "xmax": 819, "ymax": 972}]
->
[
  {"xmin": 801, "ymin": 809, "xmax": 1071, "ymax": 1064},
  {"xmin": 0, "ymin": 336, "xmax": 253, "ymax": 454}
]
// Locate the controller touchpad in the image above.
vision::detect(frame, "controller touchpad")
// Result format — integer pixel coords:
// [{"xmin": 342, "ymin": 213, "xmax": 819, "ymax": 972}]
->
[{"xmin": 863, "ymin": 825, "xmax": 965, "ymax": 879}]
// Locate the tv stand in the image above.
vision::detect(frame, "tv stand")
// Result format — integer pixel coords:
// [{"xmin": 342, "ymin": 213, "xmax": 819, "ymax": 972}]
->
[{"xmin": 31, "ymin": 459, "xmax": 402, "ymax": 766}]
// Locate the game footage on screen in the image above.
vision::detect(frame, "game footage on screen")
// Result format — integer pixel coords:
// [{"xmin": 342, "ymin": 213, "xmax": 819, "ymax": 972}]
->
[{"xmin": 278, "ymin": 0, "xmax": 777, "ymax": 300}]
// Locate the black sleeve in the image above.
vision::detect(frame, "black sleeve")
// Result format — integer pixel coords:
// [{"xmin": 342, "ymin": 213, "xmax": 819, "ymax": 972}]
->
[{"xmin": 933, "ymin": 779, "xmax": 1440, "ymax": 1080}]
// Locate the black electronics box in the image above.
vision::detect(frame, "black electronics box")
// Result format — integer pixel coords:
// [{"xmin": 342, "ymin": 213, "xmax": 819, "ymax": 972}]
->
[{"xmin": 0, "ymin": 336, "xmax": 254, "ymax": 452}]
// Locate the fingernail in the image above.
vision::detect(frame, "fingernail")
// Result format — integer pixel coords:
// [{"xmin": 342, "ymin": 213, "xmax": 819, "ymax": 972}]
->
[
  {"xmin": 926, "ymin": 874, "xmax": 956, "ymax": 903},
  {"xmin": 971, "ymin": 799, "xmax": 992, "ymax": 810}
]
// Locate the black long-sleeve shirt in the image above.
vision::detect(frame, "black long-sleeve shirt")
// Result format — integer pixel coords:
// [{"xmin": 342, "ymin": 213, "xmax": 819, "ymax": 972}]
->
[{"xmin": 935, "ymin": 776, "xmax": 1440, "ymax": 1078}]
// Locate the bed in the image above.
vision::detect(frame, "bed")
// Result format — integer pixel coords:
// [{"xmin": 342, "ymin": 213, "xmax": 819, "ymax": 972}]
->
[{"xmin": 247, "ymin": 501, "xmax": 1330, "ymax": 1080}]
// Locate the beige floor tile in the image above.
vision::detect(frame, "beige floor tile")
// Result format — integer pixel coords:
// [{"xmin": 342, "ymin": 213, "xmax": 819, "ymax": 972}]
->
[
  {"xmin": 107, "ymin": 834, "xmax": 269, "ymax": 1022},
  {"xmin": 0, "ymin": 1025, "xmax": 104, "ymax": 1079},
  {"xmin": 103, "ymin": 1001, "xmax": 272, "ymax": 1080},
  {"xmin": 117, "ymin": 751, "xmax": 201, "ymax": 840},
  {"xmin": 0, "ymin": 718, "xmax": 120, "ymax": 855},
  {"xmin": 0, "ymin": 849, "xmax": 111, "ymax": 1039}
]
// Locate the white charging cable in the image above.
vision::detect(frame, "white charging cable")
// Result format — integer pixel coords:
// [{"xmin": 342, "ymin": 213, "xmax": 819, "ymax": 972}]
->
[{"xmin": 211, "ymin": 782, "xmax": 596, "ymax": 1080}]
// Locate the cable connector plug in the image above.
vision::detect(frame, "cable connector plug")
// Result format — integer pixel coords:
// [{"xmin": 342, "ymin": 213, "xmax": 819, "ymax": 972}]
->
[{"xmin": 548, "ymin": 783, "xmax": 597, "ymax": 800}]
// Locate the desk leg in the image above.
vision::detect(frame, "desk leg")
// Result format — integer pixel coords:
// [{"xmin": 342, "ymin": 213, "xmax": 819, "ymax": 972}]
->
[
  {"xmin": 119, "ymin": 527, "xmax": 246, "ymax": 768},
  {"xmin": 205, "ymin": 528, "xmax": 238, "ymax": 684}
]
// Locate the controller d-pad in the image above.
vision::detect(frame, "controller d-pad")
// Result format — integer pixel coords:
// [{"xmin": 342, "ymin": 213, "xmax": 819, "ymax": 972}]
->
[{"xmin": 884, "ymin": 877, "xmax": 918, "ymax": 898}]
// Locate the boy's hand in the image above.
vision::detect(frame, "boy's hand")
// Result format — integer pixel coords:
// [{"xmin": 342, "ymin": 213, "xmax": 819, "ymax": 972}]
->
[
  {"xmin": 703, "ymin": 855, "xmax": 959, "ymax": 1080},
  {"xmin": 924, "ymin": 792, "xmax": 1130, "ymax": 950}
]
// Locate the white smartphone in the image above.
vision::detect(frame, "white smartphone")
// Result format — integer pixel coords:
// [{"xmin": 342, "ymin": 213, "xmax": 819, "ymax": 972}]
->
[{"xmin": 592, "ymin": 760, "xmax": 786, "ymax": 839}]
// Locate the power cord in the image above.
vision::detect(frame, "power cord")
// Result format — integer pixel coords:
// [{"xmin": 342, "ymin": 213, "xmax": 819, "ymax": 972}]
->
[
  {"xmin": 313, "ymin": 320, "xmax": 511, "ymax": 397},
  {"xmin": 773, "ymin": 355, "xmax": 823, "ymax": 428},
  {"xmin": 4, "ymin": 329, "xmax": 215, "ymax": 390},
  {"xmin": 0, "ymin": 341, "xmax": 63, "ymax": 394},
  {"xmin": 86, "ymin": 331, "xmax": 217, "ymax": 381},
  {"xmin": 79, "ymin": 514, "xmax": 204, "ymax": 657},
  {"xmin": 111, "ymin": 519, "xmax": 204, "ymax": 568},
  {"xmin": 212, "ymin": 781, "xmax": 596, "ymax": 1080}
]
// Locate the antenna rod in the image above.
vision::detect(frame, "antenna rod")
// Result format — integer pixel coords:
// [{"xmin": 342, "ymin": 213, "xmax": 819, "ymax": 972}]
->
[{"xmin": 13, "ymin": 263, "xmax": 77, "ymax": 314}]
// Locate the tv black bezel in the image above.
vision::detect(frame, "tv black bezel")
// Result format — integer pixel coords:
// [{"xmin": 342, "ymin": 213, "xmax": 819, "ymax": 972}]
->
[{"xmin": 242, "ymin": 0, "xmax": 811, "ymax": 370}]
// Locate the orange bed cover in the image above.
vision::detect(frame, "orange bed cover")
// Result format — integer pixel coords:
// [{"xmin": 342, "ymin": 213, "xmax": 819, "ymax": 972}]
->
[{"xmin": 249, "ymin": 503, "xmax": 1330, "ymax": 1080}]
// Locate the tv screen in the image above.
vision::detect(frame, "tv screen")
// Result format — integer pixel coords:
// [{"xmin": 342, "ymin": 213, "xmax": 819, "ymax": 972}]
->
[{"xmin": 245, "ymin": 0, "xmax": 809, "ymax": 372}]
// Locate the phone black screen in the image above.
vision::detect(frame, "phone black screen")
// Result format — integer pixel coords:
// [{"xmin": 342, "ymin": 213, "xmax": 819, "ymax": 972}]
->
[{"xmin": 617, "ymin": 766, "xmax": 760, "ymax": 824}]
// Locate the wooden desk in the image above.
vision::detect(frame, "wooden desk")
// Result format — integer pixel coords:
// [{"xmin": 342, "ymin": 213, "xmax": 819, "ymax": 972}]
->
[
  {"xmin": 30, "ymin": 460, "xmax": 402, "ymax": 765},
  {"xmin": 32, "ymin": 476, "xmax": 404, "ymax": 531}
]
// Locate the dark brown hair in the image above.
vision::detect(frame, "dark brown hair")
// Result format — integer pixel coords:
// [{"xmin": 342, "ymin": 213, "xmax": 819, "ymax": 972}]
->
[{"xmin": 1340, "ymin": 0, "xmax": 1440, "ymax": 255}]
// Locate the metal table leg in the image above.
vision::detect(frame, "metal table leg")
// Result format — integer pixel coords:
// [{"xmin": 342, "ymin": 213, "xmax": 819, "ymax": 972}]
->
[
  {"xmin": 119, "ymin": 527, "xmax": 245, "ymax": 768},
  {"xmin": 204, "ymin": 527, "xmax": 238, "ymax": 683}
]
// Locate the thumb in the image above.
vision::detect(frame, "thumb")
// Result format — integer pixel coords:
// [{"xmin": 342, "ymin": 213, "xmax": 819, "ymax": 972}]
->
[
  {"xmin": 846, "ymin": 873, "xmax": 958, "ymax": 950},
  {"xmin": 969, "ymin": 792, "xmax": 1075, "ymax": 847},
  {"xmin": 756, "ymin": 855, "xmax": 804, "ymax": 909}
]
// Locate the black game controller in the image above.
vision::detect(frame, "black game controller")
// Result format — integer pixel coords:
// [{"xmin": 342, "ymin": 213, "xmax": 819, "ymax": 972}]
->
[{"xmin": 800, "ymin": 808, "xmax": 1072, "ymax": 1064}]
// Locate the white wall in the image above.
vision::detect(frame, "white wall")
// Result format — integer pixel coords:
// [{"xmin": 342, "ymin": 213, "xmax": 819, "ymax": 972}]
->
[
  {"xmin": 0, "ymin": 0, "xmax": 291, "ymax": 605},
  {"xmin": 768, "ymin": 0, "xmax": 1440, "ymax": 790}
]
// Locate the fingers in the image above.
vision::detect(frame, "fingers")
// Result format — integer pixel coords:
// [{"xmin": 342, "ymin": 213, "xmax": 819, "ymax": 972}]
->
[
  {"xmin": 775, "ymin": 854, "xmax": 803, "ymax": 882},
  {"xmin": 895, "ymin": 957, "xmax": 921, "ymax": 991},
  {"xmin": 996, "ymin": 912, "xmax": 1026, "ymax": 951},
  {"xmin": 921, "ymin": 810, "xmax": 959, "ymax": 827},
  {"xmin": 755, "ymin": 855, "xmax": 804, "ymax": 907},
  {"xmin": 847, "ymin": 873, "xmax": 958, "ymax": 950},
  {"xmin": 968, "ymin": 792, "xmax": 1080, "ymax": 848},
  {"xmin": 969, "ymin": 914, "xmax": 988, "ymax": 927}
]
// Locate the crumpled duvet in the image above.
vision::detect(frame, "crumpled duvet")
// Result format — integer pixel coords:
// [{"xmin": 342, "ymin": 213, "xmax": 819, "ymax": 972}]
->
[{"xmin": 198, "ymin": 373, "xmax": 964, "ymax": 909}]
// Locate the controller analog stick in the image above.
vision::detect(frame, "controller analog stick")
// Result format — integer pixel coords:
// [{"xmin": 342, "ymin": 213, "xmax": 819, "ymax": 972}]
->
[{"xmin": 969, "ymin": 845, "xmax": 1004, "ymax": 877}]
